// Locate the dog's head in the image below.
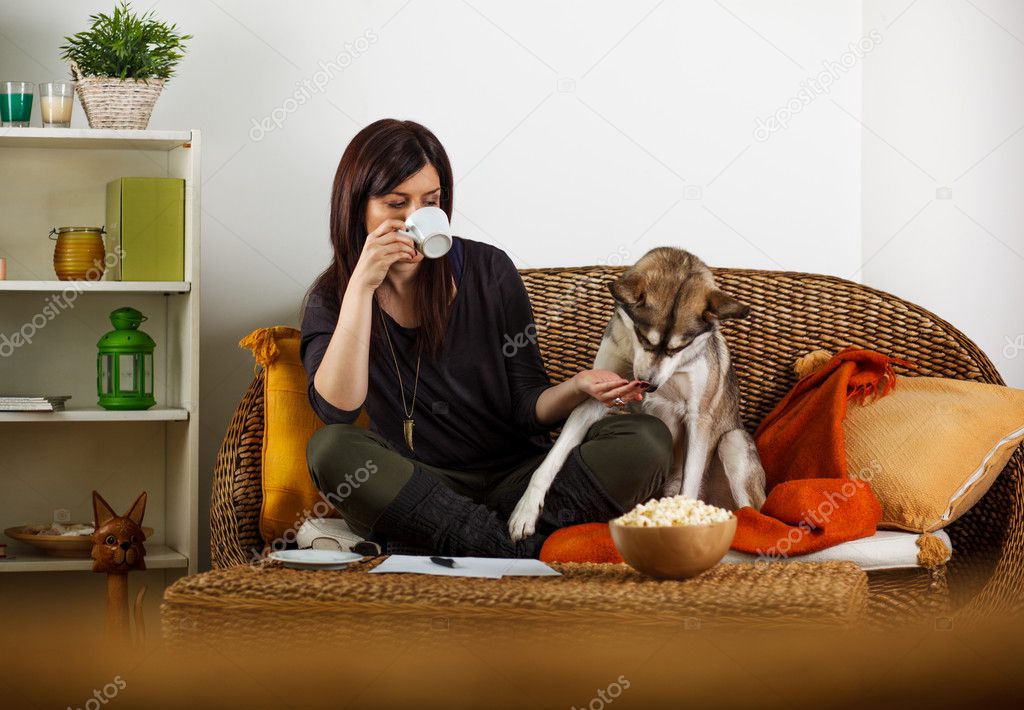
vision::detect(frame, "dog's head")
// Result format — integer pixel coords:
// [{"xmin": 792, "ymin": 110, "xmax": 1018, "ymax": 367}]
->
[{"xmin": 607, "ymin": 247, "xmax": 749, "ymax": 392}]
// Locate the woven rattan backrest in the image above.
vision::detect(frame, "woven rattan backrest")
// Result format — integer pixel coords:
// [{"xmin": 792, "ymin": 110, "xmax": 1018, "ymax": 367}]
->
[{"xmin": 519, "ymin": 266, "xmax": 1005, "ymax": 432}]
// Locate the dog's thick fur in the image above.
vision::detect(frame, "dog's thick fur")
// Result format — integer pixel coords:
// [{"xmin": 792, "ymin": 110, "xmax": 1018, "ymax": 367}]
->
[{"xmin": 508, "ymin": 247, "xmax": 767, "ymax": 541}]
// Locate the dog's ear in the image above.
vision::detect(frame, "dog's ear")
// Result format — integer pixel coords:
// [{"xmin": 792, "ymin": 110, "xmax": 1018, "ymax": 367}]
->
[
  {"xmin": 704, "ymin": 290, "xmax": 749, "ymax": 322},
  {"xmin": 608, "ymin": 270, "xmax": 645, "ymax": 307}
]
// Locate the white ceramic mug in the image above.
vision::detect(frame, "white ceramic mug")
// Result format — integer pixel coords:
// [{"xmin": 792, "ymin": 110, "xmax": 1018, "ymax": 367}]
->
[{"xmin": 397, "ymin": 206, "xmax": 452, "ymax": 258}]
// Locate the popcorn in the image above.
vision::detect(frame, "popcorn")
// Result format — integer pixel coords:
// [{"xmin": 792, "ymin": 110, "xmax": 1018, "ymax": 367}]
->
[{"xmin": 612, "ymin": 495, "xmax": 733, "ymax": 527}]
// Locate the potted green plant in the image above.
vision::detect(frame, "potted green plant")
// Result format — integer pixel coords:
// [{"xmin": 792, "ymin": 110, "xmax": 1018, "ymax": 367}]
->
[{"xmin": 59, "ymin": 0, "xmax": 191, "ymax": 129}]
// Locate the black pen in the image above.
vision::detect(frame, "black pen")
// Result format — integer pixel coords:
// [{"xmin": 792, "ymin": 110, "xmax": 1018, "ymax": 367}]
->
[{"xmin": 430, "ymin": 556, "xmax": 457, "ymax": 568}]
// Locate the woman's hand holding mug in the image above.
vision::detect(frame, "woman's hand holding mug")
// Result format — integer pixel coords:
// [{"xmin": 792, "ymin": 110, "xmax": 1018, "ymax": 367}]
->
[
  {"xmin": 352, "ymin": 207, "xmax": 454, "ymax": 292},
  {"xmin": 352, "ymin": 219, "xmax": 419, "ymax": 291}
]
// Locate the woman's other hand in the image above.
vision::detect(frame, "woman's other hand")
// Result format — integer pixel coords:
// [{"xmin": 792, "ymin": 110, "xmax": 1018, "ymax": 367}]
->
[
  {"xmin": 350, "ymin": 218, "xmax": 419, "ymax": 291},
  {"xmin": 573, "ymin": 369, "xmax": 648, "ymax": 408}
]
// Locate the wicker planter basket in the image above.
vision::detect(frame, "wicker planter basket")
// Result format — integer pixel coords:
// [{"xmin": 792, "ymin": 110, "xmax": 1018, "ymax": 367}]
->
[{"xmin": 70, "ymin": 60, "xmax": 164, "ymax": 129}]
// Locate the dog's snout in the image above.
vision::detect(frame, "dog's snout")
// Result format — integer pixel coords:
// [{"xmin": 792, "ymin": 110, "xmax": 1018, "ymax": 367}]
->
[{"xmin": 636, "ymin": 376, "xmax": 657, "ymax": 393}]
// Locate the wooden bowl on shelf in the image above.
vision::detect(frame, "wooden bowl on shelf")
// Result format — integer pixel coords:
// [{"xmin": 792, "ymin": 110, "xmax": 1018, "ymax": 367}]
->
[{"xmin": 4, "ymin": 524, "xmax": 155, "ymax": 558}]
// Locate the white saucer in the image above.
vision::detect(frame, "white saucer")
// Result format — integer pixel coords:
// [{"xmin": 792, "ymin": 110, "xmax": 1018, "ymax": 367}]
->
[{"xmin": 269, "ymin": 549, "xmax": 364, "ymax": 570}]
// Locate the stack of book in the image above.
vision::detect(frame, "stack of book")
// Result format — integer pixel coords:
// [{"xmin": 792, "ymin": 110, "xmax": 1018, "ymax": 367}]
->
[{"xmin": 0, "ymin": 395, "xmax": 72, "ymax": 412}]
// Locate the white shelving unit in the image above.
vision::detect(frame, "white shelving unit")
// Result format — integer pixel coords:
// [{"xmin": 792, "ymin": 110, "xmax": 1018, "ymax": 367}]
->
[
  {"xmin": 0, "ymin": 545, "xmax": 187, "ymax": 573},
  {"xmin": 0, "ymin": 407, "xmax": 190, "ymax": 422},
  {"xmin": 0, "ymin": 128, "xmax": 200, "ymax": 600},
  {"xmin": 0, "ymin": 127, "xmax": 192, "ymax": 150},
  {"xmin": 0, "ymin": 280, "xmax": 190, "ymax": 293}
]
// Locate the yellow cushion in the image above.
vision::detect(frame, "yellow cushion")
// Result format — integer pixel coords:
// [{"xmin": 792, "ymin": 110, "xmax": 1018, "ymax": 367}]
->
[
  {"xmin": 239, "ymin": 326, "xmax": 371, "ymax": 545},
  {"xmin": 844, "ymin": 375, "xmax": 1024, "ymax": 532}
]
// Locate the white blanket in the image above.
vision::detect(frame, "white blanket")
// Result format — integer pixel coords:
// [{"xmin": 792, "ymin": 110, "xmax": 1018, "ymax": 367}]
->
[{"xmin": 721, "ymin": 529, "xmax": 952, "ymax": 571}]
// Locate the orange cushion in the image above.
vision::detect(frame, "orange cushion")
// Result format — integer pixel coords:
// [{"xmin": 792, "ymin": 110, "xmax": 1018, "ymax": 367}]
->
[
  {"xmin": 539, "ymin": 522, "xmax": 623, "ymax": 563},
  {"xmin": 239, "ymin": 326, "xmax": 371, "ymax": 545}
]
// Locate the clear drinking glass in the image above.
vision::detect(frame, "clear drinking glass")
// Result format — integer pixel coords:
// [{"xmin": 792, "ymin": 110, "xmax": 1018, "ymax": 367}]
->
[
  {"xmin": 0, "ymin": 81, "xmax": 34, "ymax": 127},
  {"xmin": 39, "ymin": 81, "xmax": 75, "ymax": 128}
]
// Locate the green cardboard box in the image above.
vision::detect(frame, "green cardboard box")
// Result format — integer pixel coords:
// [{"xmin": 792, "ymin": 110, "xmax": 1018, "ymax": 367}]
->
[{"xmin": 105, "ymin": 177, "xmax": 185, "ymax": 281}]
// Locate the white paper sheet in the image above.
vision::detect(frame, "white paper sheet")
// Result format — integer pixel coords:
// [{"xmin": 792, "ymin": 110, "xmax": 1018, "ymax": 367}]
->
[{"xmin": 367, "ymin": 555, "xmax": 561, "ymax": 579}]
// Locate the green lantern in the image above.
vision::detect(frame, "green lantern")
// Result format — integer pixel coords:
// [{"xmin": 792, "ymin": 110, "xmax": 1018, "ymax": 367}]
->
[{"xmin": 97, "ymin": 307, "xmax": 156, "ymax": 410}]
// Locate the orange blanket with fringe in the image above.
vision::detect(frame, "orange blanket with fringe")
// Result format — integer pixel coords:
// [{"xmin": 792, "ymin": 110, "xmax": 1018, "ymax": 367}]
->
[{"xmin": 539, "ymin": 347, "xmax": 913, "ymax": 564}]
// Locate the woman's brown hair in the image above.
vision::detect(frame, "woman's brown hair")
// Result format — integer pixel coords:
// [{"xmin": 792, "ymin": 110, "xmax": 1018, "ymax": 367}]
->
[{"xmin": 301, "ymin": 118, "xmax": 456, "ymax": 361}]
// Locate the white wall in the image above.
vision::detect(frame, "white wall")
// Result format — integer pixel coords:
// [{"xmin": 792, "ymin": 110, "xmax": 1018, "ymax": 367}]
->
[
  {"xmin": 863, "ymin": 0, "xmax": 1024, "ymax": 386},
  {"xmin": 3, "ymin": 1, "xmax": 1017, "ymax": 570}
]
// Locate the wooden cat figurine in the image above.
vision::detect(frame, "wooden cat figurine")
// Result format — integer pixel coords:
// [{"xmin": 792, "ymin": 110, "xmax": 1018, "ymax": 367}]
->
[{"xmin": 91, "ymin": 490, "xmax": 147, "ymax": 649}]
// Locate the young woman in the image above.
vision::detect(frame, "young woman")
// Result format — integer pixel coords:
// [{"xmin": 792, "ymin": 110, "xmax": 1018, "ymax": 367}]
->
[{"xmin": 301, "ymin": 118, "xmax": 674, "ymax": 558}]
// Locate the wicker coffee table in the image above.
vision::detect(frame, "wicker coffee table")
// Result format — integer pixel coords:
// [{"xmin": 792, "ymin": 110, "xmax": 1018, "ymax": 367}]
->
[{"xmin": 161, "ymin": 558, "xmax": 868, "ymax": 648}]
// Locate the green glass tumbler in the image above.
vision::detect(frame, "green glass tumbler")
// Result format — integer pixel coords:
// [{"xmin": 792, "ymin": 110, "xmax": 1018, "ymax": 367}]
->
[{"xmin": 1, "ymin": 81, "xmax": 34, "ymax": 126}]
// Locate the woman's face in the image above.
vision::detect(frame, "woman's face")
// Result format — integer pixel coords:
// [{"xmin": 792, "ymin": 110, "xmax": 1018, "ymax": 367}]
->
[{"xmin": 364, "ymin": 163, "xmax": 442, "ymax": 270}]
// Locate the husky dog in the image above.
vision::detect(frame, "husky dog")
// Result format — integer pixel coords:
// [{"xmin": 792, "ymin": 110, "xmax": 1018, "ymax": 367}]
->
[{"xmin": 508, "ymin": 247, "xmax": 767, "ymax": 541}]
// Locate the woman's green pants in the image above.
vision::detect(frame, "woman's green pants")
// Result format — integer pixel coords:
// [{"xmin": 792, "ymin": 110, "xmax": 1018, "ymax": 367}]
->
[{"xmin": 306, "ymin": 413, "xmax": 674, "ymax": 538}]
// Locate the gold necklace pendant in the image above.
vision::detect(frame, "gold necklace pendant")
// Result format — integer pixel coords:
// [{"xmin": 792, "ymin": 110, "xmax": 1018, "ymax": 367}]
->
[
  {"xmin": 376, "ymin": 297, "xmax": 421, "ymax": 454},
  {"xmin": 403, "ymin": 417, "xmax": 414, "ymax": 451}
]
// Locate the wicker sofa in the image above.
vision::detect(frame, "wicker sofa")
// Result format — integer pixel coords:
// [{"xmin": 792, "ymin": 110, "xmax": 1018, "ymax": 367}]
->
[{"xmin": 209, "ymin": 264, "xmax": 1024, "ymax": 624}]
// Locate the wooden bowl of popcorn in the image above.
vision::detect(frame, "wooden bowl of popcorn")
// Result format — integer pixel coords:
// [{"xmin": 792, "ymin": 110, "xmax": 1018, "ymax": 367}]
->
[{"xmin": 608, "ymin": 496, "xmax": 737, "ymax": 579}]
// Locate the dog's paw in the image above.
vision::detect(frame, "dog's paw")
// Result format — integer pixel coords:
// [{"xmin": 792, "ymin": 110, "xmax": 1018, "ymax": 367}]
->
[
  {"xmin": 741, "ymin": 486, "xmax": 767, "ymax": 511},
  {"xmin": 507, "ymin": 490, "xmax": 545, "ymax": 541}
]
